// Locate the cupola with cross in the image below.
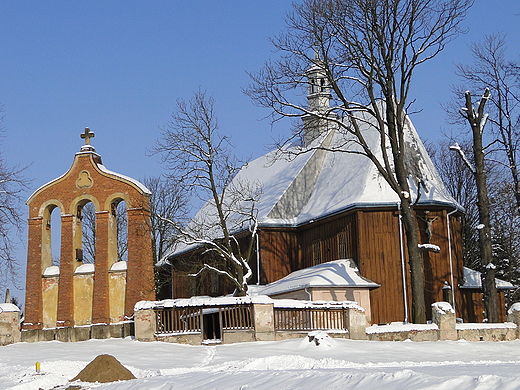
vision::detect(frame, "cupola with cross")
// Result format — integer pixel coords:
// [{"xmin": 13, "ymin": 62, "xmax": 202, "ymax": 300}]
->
[{"xmin": 23, "ymin": 129, "xmax": 154, "ymax": 338}]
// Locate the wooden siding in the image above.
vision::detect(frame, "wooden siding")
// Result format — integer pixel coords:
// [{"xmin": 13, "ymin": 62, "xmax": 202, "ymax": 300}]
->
[
  {"xmin": 459, "ymin": 290, "xmax": 507, "ymax": 322},
  {"xmin": 356, "ymin": 209, "xmax": 406, "ymax": 324},
  {"xmin": 258, "ymin": 229, "xmax": 299, "ymax": 284},
  {"xmin": 168, "ymin": 206, "xmax": 484, "ymax": 325}
]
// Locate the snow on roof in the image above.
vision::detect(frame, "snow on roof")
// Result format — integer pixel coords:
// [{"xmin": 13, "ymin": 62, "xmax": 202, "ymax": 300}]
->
[
  {"xmin": 460, "ymin": 267, "xmax": 515, "ymax": 290},
  {"xmin": 110, "ymin": 261, "xmax": 128, "ymax": 271},
  {"xmin": 135, "ymin": 295, "xmax": 273, "ymax": 310},
  {"xmin": 256, "ymin": 259, "xmax": 380, "ymax": 297},
  {"xmin": 43, "ymin": 266, "xmax": 60, "ymax": 277},
  {"xmin": 135, "ymin": 295, "xmax": 362, "ymax": 311},
  {"xmin": 75, "ymin": 263, "xmax": 95, "ymax": 274},
  {"xmin": 0, "ymin": 303, "xmax": 20, "ymax": 313},
  {"xmin": 165, "ymin": 108, "xmax": 459, "ymax": 259},
  {"xmin": 97, "ymin": 164, "xmax": 151, "ymax": 195}
]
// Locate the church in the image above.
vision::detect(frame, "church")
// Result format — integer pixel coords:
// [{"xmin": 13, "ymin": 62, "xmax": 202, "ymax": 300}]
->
[{"xmin": 164, "ymin": 54, "xmax": 512, "ymax": 325}]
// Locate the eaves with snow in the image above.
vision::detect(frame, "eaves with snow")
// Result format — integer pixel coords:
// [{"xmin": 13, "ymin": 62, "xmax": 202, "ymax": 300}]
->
[
  {"xmin": 254, "ymin": 259, "xmax": 380, "ymax": 297},
  {"xmin": 166, "ymin": 106, "xmax": 460, "ymax": 259}
]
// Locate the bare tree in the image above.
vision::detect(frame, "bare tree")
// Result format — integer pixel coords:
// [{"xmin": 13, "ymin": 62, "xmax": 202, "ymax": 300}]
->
[
  {"xmin": 0, "ymin": 105, "xmax": 29, "ymax": 290},
  {"xmin": 80, "ymin": 201, "xmax": 128, "ymax": 264},
  {"xmin": 142, "ymin": 175, "xmax": 189, "ymax": 298},
  {"xmin": 246, "ymin": 0, "xmax": 473, "ymax": 323},
  {"xmin": 454, "ymin": 34, "xmax": 520, "ymax": 211},
  {"xmin": 153, "ymin": 91, "xmax": 260, "ymax": 297},
  {"xmin": 489, "ymin": 180, "xmax": 520, "ymax": 306},
  {"xmin": 456, "ymin": 89, "xmax": 499, "ymax": 322},
  {"xmin": 143, "ymin": 176, "xmax": 188, "ymax": 265},
  {"xmin": 428, "ymin": 140, "xmax": 480, "ymax": 269}
]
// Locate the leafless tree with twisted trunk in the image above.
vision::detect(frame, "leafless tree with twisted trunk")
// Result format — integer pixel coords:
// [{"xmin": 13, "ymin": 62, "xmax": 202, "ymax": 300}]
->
[{"xmin": 153, "ymin": 91, "xmax": 260, "ymax": 297}]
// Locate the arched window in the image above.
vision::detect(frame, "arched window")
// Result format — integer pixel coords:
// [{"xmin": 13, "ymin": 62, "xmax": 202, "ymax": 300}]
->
[
  {"xmin": 42, "ymin": 204, "xmax": 61, "ymax": 269},
  {"xmin": 111, "ymin": 199, "xmax": 128, "ymax": 262},
  {"xmin": 78, "ymin": 201, "xmax": 96, "ymax": 264},
  {"xmin": 50, "ymin": 208, "xmax": 62, "ymax": 266}
]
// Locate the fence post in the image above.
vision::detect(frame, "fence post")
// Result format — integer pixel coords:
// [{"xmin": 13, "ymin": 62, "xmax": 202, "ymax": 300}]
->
[
  {"xmin": 346, "ymin": 306, "xmax": 367, "ymax": 340},
  {"xmin": 0, "ymin": 303, "xmax": 21, "ymax": 346},
  {"xmin": 253, "ymin": 303, "xmax": 275, "ymax": 341},
  {"xmin": 134, "ymin": 307, "xmax": 156, "ymax": 341},
  {"xmin": 432, "ymin": 302, "xmax": 457, "ymax": 341}
]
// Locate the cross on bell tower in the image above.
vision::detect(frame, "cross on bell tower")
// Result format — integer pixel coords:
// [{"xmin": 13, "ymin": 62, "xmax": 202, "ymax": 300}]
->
[{"xmin": 80, "ymin": 128, "xmax": 96, "ymax": 152}]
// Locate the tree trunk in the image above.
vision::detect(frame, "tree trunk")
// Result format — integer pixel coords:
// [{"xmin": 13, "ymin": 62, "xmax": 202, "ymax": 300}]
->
[
  {"xmin": 472, "ymin": 122, "xmax": 500, "ymax": 323},
  {"xmin": 466, "ymin": 89, "xmax": 500, "ymax": 322},
  {"xmin": 401, "ymin": 198, "xmax": 427, "ymax": 323}
]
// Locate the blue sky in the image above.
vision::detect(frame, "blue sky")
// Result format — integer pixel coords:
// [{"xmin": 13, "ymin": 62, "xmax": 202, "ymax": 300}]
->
[{"xmin": 1, "ymin": 1, "xmax": 519, "ymax": 300}]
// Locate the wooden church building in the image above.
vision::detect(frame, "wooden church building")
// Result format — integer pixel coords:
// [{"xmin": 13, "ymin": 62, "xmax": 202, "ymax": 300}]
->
[{"xmin": 164, "ymin": 56, "xmax": 510, "ymax": 325}]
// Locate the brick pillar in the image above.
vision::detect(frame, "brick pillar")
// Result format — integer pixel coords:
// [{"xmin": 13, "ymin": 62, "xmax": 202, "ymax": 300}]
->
[
  {"xmin": 126, "ymin": 207, "xmax": 154, "ymax": 318},
  {"xmin": 23, "ymin": 217, "xmax": 44, "ymax": 330},
  {"xmin": 92, "ymin": 210, "xmax": 110, "ymax": 325},
  {"xmin": 56, "ymin": 214, "xmax": 75, "ymax": 327}
]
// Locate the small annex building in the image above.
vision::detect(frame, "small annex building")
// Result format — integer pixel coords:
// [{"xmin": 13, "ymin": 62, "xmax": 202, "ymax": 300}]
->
[
  {"xmin": 23, "ymin": 129, "xmax": 154, "ymax": 341},
  {"xmin": 252, "ymin": 259, "xmax": 380, "ymax": 323},
  {"xmin": 164, "ymin": 53, "xmax": 511, "ymax": 325}
]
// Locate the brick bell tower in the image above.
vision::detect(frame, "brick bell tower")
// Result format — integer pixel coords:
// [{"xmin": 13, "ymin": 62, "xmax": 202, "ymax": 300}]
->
[{"xmin": 23, "ymin": 128, "xmax": 154, "ymax": 337}]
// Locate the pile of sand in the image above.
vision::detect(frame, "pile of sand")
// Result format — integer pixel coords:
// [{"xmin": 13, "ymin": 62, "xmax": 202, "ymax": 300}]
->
[{"xmin": 70, "ymin": 354, "xmax": 136, "ymax": 383}]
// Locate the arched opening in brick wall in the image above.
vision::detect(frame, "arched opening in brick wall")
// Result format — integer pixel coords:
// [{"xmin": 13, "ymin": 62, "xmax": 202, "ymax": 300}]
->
[
  {"xmin": 50, "ymin": 210, "xmax": 62, "ymax": 267},
  {"xmin": 77, "ymin": 200, "xmax": 96, "ymax": 264},
  {"xmin": 112, "ymin": 199, "xmax": 128, "ymax": 262},
  {"xmin": 42, "ymin": 204, "xmax": 61, "ymax": 270}
]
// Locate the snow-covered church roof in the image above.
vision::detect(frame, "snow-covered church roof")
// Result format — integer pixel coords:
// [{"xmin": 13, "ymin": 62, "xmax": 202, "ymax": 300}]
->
[
  {"xmin": 254, "ymin": 259, "xmax": 380, "ymax": 296},
  {"xmin": 238, "ymin": 116, "xmax": 457, "ymax": 227},
  {"xmin": 166, "ymin": 108, "xmax": 459, "ymax": 258}
]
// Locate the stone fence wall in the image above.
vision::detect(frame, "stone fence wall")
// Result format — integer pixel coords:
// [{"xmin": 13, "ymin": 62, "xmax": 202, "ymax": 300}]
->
[
  {"xmin": 367, "ymin": 302, "xmax": 520, "ymax": 342},
  {"xmin": 135, "ymin": 299, "xmax": 520, "ymax": 345}
]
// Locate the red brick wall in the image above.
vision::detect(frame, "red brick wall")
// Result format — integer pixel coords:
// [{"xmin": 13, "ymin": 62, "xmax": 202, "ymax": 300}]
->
[{"xmin": 23, "ymin": 151, "xmax": 154, "ymax": 330}]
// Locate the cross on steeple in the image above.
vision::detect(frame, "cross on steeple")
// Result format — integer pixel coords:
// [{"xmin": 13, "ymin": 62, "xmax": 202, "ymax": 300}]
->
[{"xmin": 81, "ymin": 127, "xmax": 95, "ymax": 146}]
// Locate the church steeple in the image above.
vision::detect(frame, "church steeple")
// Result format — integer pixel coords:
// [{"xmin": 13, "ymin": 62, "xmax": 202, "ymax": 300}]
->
[{"xmin": 302, "ymin": 45, "xmax": 335, "ymax": 146}]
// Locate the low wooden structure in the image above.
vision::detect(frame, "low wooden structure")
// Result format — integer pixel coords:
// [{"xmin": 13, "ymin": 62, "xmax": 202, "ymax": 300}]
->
[{"xmin": 135, "ymin": 296, "xmax": 367, "ymax": 344}]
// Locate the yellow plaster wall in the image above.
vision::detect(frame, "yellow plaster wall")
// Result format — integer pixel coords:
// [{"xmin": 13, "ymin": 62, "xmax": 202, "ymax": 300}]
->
[
  {"xmin": 42, "ymin": 276, "xmax": 59, "ymax": 328},
  {"xmin": 311, "ymin": 288, "xmax": 372, "ymax": 323},
  {"xmin": 270, "ymin": 287, "xmax": 373, "ymax": 324},
  {"xmin": 73, "ymin": 273, "xmax": 94, "ymax": 326},
  {"xmin": 109, "ymin": 270, "xmax": 127, "ymax": 323}
]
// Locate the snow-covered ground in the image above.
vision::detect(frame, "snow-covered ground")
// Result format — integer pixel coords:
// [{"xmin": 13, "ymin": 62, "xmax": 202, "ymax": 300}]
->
[{"xmin": 2, "ymin": 335, "xmax": 520, "ymax": 390}]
